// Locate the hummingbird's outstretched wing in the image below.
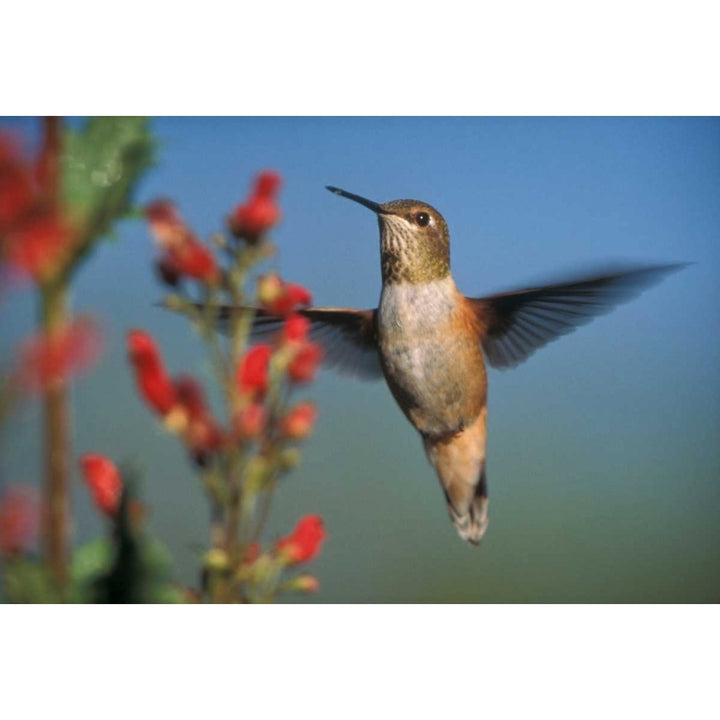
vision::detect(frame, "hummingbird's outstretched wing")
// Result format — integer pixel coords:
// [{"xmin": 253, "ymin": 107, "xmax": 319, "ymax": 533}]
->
[
  {"xmin": 213, "ymin": 306, "xmax": 383, "ymax": 380},
  {"xmin": 468, "ymin": 263, "xmax": 687, "ymax": 370}
]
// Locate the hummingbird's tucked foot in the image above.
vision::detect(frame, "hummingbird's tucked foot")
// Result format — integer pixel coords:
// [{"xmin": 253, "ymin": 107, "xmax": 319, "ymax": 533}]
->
[{"xmin": 423, "ymin": 407, "xmax": 489, "ymax": 545}]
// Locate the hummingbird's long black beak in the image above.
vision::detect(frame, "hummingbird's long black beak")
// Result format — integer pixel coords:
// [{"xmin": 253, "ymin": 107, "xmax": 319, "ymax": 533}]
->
[{"xmin": 326, "ymin": 186, "xmax": 386, "ymax": 214}]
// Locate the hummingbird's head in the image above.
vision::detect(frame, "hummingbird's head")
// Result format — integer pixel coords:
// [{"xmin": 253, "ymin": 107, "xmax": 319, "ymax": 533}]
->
[{"xmin": 326, "ymin": 187, "xmax": 450, "ymax": 284}]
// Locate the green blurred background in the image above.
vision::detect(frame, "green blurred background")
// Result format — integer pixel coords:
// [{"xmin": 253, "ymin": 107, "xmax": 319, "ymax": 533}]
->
[{"xmin": 1, "ymin": 117, "xmax": 719, "ymax": 602}]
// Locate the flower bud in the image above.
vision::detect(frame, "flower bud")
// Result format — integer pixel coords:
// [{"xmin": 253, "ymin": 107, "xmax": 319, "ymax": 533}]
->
[
  {"xmin": 287, "ymin": 342, "xmax": 324, "ymax": 384},
  {"xmin": 279, "ymin": 402, "xmax": 317, "ymax": 440},
  {"xmin": 278, "ymin": 447, "xmax": 302, "ymax": 470},
  {"xmin": 79, "ymin": 454, "xmax": 122, "ymax": 517},
  {"xmin": 204, "ymin": 548, "xmax": 230, "ymax": 572},
  {"xmin": 275, "ymin": 515, "xmax": 326, "ymax": 564},
  {"xmin": 127, "ymin": 330, "xmax": 178, "ymax": 416},
  {"xmin": 234, "ymin": 402, "xmax": 266, "ymax": 441},
  {"xmin": 236, "ymin": 345, "xmax": 272, "ymax": 400}
]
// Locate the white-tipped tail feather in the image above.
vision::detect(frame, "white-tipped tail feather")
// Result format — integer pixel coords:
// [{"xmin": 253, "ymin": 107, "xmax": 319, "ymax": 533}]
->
[{"xmin": 423, "ymin": 408, "xmax": 489, "ymax": 545}]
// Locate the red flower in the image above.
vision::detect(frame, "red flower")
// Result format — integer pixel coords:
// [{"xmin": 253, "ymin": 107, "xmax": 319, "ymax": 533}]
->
[
  {"xmin": 276, "ymin": 515, "xmax": 326, "ymax": 564},
  {"xmin": 16, "ymin": 316, "xmax": 102, "ymax": 393},
  {"xmin": 262, "ymin": 281, "xmax": 312, "ymax": 317},
  {"xmin": 0, "ymin": 133, "xmax": 75, "ymax": 283},
  {"xmin": 168, "ymin": 239, "xmax": 219, "ymax": 284},
  {"xmin": 236, "ymin": 344, "xmax": 272, "ymax": 400},
  {"xmin": 282, "ymin": 314, "xmax": 310, "ymax": 344},
  {"xmin": 287, "ymin": 342, "xmax": 324, "ymax": 384},
  {"xmin": 0, "ymin": 133, "xmax": 35, "ymax": 230},
  {"xmin": 79, "ymin": 454, "xmax": 123, "ymax": 517},
  {"xmin": 280, "ymin": 402, "xmax": 317, "ymax": 440},
  {"xmin": 144, "ymin": 199, "xmax": 219, "ymax": 285},
  {"xmin": 174, "ymin": 375, "xmax": 223, "ymax": 453},
  {"xmin": 144, "ymin": 199, "xmax": 188, "ymax": 250},
  {"xmin": 234, "ymin": 402, "xmax": 266, "ymax": 441},
  {"xmin": 228, "ymin": 171, "xmax": 283, "ymax": 242},
  {"xmin": 255, "ymin": 172, "xmax": 282, "ymax": 197},
  {"xmin": 127, "ymin": 330, "xmax": 178, "ymax": 416},
  {"xmin": 0, "ymin": 486, "xmax": 38, "ymax": 557},
  {"xmin": 3, "ymin": 209, "xmax": 71, "ymax": 282}
]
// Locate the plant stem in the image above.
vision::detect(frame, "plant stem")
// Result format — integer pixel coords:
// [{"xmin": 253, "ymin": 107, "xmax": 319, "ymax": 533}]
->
[
  {"xmin": 41, "ymin": 282, "xmax": 70, "ymax": 589},
  {"xmin": 39, "ymin": 117, "xmax": 70, "ymax": 591}
]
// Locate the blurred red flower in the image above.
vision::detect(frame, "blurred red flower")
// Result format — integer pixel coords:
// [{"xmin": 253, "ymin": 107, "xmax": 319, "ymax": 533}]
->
[
  {"xmin": 0, "ymin": 486, "xmax": 38, "ymax": 557},
  {"xmin": 16, "ymin": 316, "xmax": 101, "ymax": 393},
  {"xmin": 144, "ymin": 199, "xmax": 188, "ymax": 250},
  {"xmin": 79, "ymin": 454, "xmax": 122, "ymax": 517},
  {"xmin": 0, "ymin": 133, "xmax": 74, "ymax": 283},
  {"xmin": 234, "ymin": 401, "xmax": 267, "ymax": 441},
  {"xmin": 236, "ymin": 344, "xmax": 272, "ymax": 400},
  {"xmin": 228, "ymin": 171, "xmax": 282, "ymax": 242},
  {"xmin": 276, "ymin": 515, "xmax": 326, "ymax": 564},
  {"xmin": 144, "ymin": 199, "xmax": 220, "ymax": 285},
  {"xmin": 282, "ymin": 314, "xmax": 311, "ymax": 344},
  {"xmin": 257, "ymin": 273, "xmax": 312, "ymax": 316},
  {"xmin": 287, "ymin": 342, "xmax": 324, "ymax": 384},
  {"xmin": 0, "ymin": 134, "xmax": 35, "ymax": 230},
  {"xmin": 280, "ymin": 402, "xmax": 317, "ymax": 440},
  {"xmin": 174, "ymin": 375, "xmax": 223, "ymax": 454},
  {"xmin": 3, "ymin": 209, "xmax": 71, "ymax": 282},
  {"xmin": 127, "ymin": 330, "xmax": 178, "ymax": 416}
]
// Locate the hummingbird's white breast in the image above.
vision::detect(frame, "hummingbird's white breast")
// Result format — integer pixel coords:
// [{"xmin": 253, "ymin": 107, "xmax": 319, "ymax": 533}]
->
[{"xmin": 378, "ymin": 276, "xmax": 485, "ymax": 437}]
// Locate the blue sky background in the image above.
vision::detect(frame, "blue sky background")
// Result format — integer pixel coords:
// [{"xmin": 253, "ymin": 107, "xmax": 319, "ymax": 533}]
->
[{"xmin": 2, "ymin": 117, "xmax": 719, "ymax": 601}]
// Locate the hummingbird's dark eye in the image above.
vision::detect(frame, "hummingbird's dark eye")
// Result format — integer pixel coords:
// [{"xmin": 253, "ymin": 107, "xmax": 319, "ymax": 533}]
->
[{"xmin": 416, "ymin": 212, "xmax": 430, "ymax": 227}]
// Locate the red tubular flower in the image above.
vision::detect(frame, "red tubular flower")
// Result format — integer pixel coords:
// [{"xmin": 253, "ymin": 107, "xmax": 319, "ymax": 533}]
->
[
  {"xmin": 282, "ymin": 314, "xmax": 311, "ymax": 344},
  {"xmin": 79, "ymin": 454, "xmax": 123, "ymax": 517},
  {"xmin": 287, "ymin": 342, "xmax": 324, "ymax": 384},
  {"xmin": 276, "ymin": 515, "xmax": 326, "ymax": 564},
  {"xmin": 144, "ymin": 199, "xmax": 220, "ymax": 285},
  {"xmin": 280, "ymin": 402, "xmax": 317, "ymax": 440},
  {"xmin": 0, "ymin": 134, "xmax": 35, "ymax": 230},
  {"xmin": 126, "ymin": 330, "xmax": 178, "ymax": 416},
  {"xmin": 169, "ymin": 239, "xmax": 219, "ymax": 284},
  {"xmin": 236, "ymin": 344, "xmax": 273, "ymax": 400},
  {"xmin": 144, "ymin": 199, "xmax": 189, "ymax": 250},
  {"xmin": 3, "ymin": 209, "xmax": 71, "ymax": 282},
  {"xmin": 0, "ymin": 486, "xmax": 38, "ymax": 557},
  {"xmin": 0, "ymin": 133, "xmax": 75, "ymax": 283},
  {"xmin": 16, "ymin": 316, "xmax": 102, "ymax": 393},
  {"xmin": 173, "ymin": 375, "xmax": 223, "ymax": 454},
  {"xmin": 228, "ymin": 171, "xmax": 282, "ymax": 242},
  {"xmin": 234, "ymin": 402, "xmax": 267, "ymax": 441},
  {"xmin": 255, "ymin": 172, "xmax": 282, "ymax": 197},
  {"xmin": 257, "ymin": 273, "xmax": 312, "ymax": 316},
  {"xmin": 265, "ymin": 283, "xmax": 312, "ymax": 316}
]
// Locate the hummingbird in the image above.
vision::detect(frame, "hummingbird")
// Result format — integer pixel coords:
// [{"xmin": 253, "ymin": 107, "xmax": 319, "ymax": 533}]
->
[{"xmin": 235, "ymin": 187, "xmax": 684, "ymax": 545}]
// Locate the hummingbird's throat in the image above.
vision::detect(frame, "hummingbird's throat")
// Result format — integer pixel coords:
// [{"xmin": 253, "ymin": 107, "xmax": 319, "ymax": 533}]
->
[{"xmin": 379, "ymin": 216, "xmax": 450, "ymax": 285}]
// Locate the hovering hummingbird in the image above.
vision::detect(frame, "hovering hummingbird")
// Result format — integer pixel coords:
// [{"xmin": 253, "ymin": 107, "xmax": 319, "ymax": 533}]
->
[{"xmin": 238, "ymin": 187, "xmax": 684, "ymax": 545}]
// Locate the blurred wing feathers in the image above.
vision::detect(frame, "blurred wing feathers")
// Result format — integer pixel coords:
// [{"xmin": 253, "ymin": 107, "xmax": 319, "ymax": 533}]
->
[
  {"xmin": 468, "ymin": 263, "xmax": 687, "ymax": 369},
  {"xmin": 215, "ymin": 306, "xmax": 383, "ymax": 380}
]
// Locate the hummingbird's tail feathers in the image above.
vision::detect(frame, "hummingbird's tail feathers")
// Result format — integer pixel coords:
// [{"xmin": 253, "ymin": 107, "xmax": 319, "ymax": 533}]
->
[
  {"xmin": 423, "ymin": 408, "xmax": 489, "ymax": 546},
  {"xmin": 446, "ymin": 468, "xmax": 489, "ymax": 546}
]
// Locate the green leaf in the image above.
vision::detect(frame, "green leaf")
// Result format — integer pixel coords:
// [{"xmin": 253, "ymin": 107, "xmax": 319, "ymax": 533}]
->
[
  {"xmin": 61, "ymin": 117, "xmax": 156, "ymax": 274},
  {"xmin": 71, "ymin": 537, "xmax": 115, "ymax": 594},
  {"xmin": 1, "ymin": 557, "xmax": 60, "ymax": 603}
]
